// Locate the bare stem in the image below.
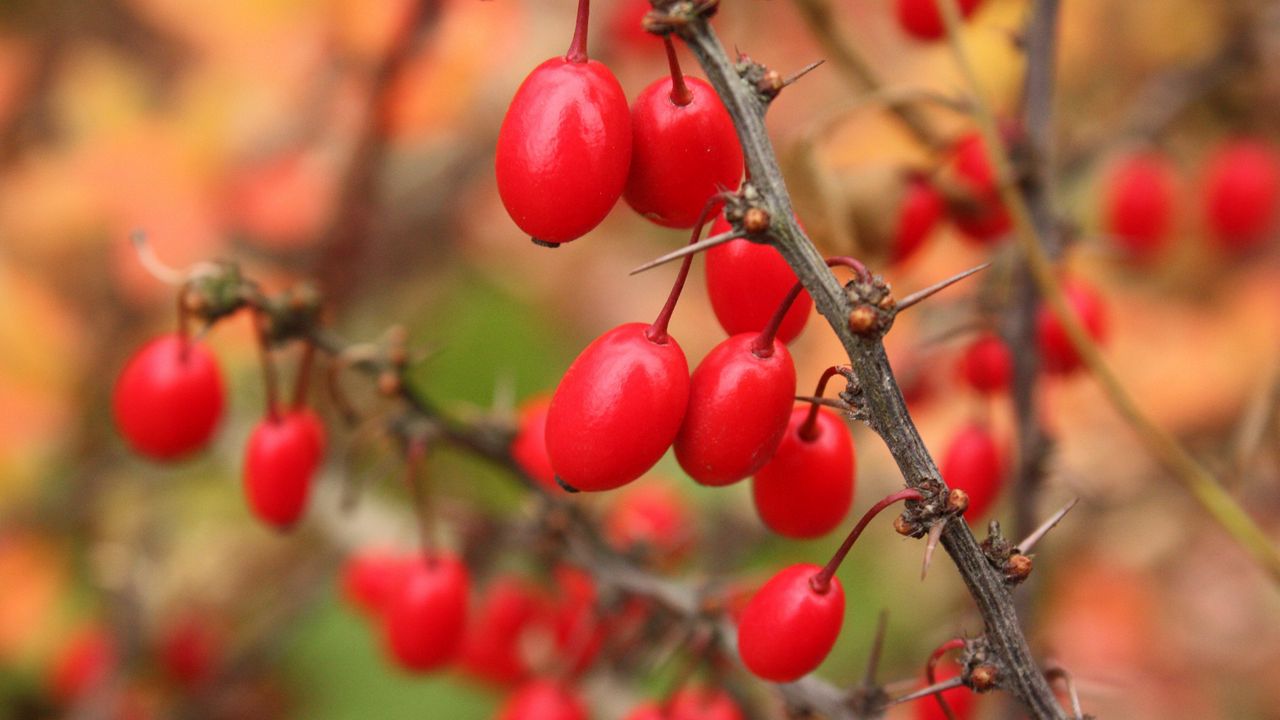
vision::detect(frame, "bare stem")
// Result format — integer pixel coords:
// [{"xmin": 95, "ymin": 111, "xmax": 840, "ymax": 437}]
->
[
  {"xmin": 663, "ymin": 35, "xmax": 692, "ymax": 106},
  {"xmin": 566, "ymin": 0, "xmax": 590, "ymax": 63}
]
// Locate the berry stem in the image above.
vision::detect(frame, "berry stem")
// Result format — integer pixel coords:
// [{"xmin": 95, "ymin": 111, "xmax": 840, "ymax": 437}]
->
[
  {"xmin": 925, "ymin": 638, "xmax": 968, "ymax": 720},
  {"xmin": 292, "ymin": 340, "xmax": 316, "ymax": 409},
  {"xmin": 253, "ymin": 310, "xmax": 281, "ymax": 423},
  {"xmin": 750, "ymin": 255, "xmax": 869, "ymax": 357},
  {"xmin": 403, "ymin": 437, "xmax": 436, "ymax": 563},
  {"xmin": 663, "ymin": 36, "xmax": 693, "ymax": 106},
  {"xmin": 647, "ymin": 199, "xmax": 726, "ymax": 344},
  {"xmin": 798, "ymin": 365, "xmax": 847, "ymax": 440},
  {"xmin": 175, "ymin": 282, "xmax": 193, "ymax": 363},
  {"xmin": 810, "ymin": 488, "xmax": 923, "ymax": 593},
  {"xmin": 565, "ymin": 0, "xmax": 591, "ymax": 63}
]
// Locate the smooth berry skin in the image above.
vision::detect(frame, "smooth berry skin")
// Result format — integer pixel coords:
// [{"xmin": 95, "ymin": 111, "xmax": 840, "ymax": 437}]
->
[
  {"xmin": 384, "ymin": 554, "xmax": 469, "ymax": 673},
  {"xmin": 459, "ymin": 577, "xmax": 544, "ymax": 686},
  {"xmin": 497, "ymin": 680, "xmax": 588, "ymax": 720},
  {"xmin": 510, "ymin": 395, "xmax": 559, "ymax": 492},
  {"xmin": 891, "ymin": 177, "xmax": 945, "ymax": 264},
  {"xmin": 625, "ymin": 76, "xmax": 743, "ymax": 228},
  {"xmin": 341, "ymin": 548, "xmax": 413, "ymax": 617},
  {"xmin": 1035, "ymin": 279, "xmax": 1107, "ymax": 376},
  {"xmin": 957, "ymin": 333, "xmax": 1012, "ymax": 395},
  {"xmin": 495, "ymin": 57, "xmax": 631, "ymax": 244},
  {"xmin": 1104, "ymin": 152, "xmax": 1177, "ymax": 260},
  {"xmin": 752, "ymin": 406, "xmax": 855, "ymax": 539},
  {"xmin": 941, "ymin": 423, "xmax": 1003, "ymax": 520},
  {"xmin": 667, "ymin": 686, "xmax": 746, "ymax": 720},
  {"xmin": 949, "ymin": 132, "xmax": 1011, "ymax": 243},
  {"xmin": 605, "ymin": 482, "xmax": 693, "ymax": 564},
  {"xmin": 674, "ymin": 334, "xmax": 796, "ymax": 486},
  {"xmin": 1202, "ymin": 139, "xmax": 1280, "ymax": 252},
  {"xmin": 705, "ymin": 216, "xmax": 812, "ymax": 343},
  {"xmin": 49, "ymin": 627, "xmax": 115, "ymax": 703},
  {"xmin": 895, "ymin": 0, "xmax": 983, "ymax": 41},
  {"xmin": 243, "ymin": 409, "xmax": 326, "ymax": 529},
  {"xmin": 546, "ymin": 323, "xmax": 690, "ymax": 492},
  {"xmin": 113, "ymin": 334, "xmax": 224, "ymax": 461},
  {"xmin": 738, "ymin": 563, "xmax": 844, "ymax": 683}
]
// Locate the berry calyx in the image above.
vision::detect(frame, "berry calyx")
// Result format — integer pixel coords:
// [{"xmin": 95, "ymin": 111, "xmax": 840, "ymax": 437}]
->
[
  {"xmin": 113, "ymin": 334, "xmax": 225, "ymax": 461},
  {"xmin": 752, "ymin": 368, "xmax": 856, "ymax": 539},
  {"xmin": 736, "ymin": 563, "xmax": 844, "ymax": 682},
  {"xmin": 495, "ymin": 0, "xmax": 631, "ymax": 245},
  {"xmin": 957, "ymin": 333, "xmax": 1012, "ymax": 395},
  {"xmin": 1201, "ymin": 138, "xmax": 1280, "ymax": 253},
  {"xmin": 341, "ymin": 548, "xmax": 413, "ymax": 617},
  {"xmin": 895, "ymin": 0, "xmax": 984, "ymax": 41},
  {"xmin": 1103, "ymin": 151, "xmax": 1177, "ymax": 260},
  {"xmin": 1035, "ymin": 278, "xmax": 1107, "ymax": 376},
  {"xmin": 510, "ymin": 395, "xmax": 559, "ymax": 492},
  {"xmin": 383, "ymin": 553, "xmax": 470, "ymax": 673},
  {"xmin": 497, "ymin": 679, "xmax": 589, "ymax": 720},
  {"xmin": 243, "ymin": 408, "xmax": 326, "ymax": 529},
  {"xmin": 940, "ymin": 423, "xmax": 1003, "ymax": 520},
  {"xmin": 704, "ymin": 214, "xmax": 812, "ymax": 343},
  {"xmin": 624, "ymin": 37, "xmax": 743, "ymax": 228}
]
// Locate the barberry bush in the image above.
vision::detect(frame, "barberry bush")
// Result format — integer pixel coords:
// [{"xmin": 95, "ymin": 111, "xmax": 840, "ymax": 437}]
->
[{"xmin": 1, "ymin": 1, "xmax": 1279, "ymax": 719}]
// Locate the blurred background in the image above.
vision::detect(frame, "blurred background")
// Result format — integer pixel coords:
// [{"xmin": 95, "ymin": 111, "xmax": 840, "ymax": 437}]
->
[{"xmin": 1, "ymin": 0, "xmax": 1279, "ymax": 718}]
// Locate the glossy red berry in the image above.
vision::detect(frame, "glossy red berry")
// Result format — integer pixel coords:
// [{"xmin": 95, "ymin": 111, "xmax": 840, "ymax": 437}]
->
[
  {"xmin": 548, "ymin": 565, "xmax": 606, "ymax": 674},
  {"xmin": 384, "ymin": 553, "xmax": 469, "ymax": 672},
  {"xmin": 546, "ymin": 323, "xmax": 689, "ymax": 491},
  {"xmin": 341, "ymin": 548, "xmax": 413, "ymax": 616},
  {"xmin": 940, "ymin": 423, "xmax": 1003, "ymax": 520},
  {"xmin": 605, "ymin": 482, "xmax": 693, "ymax": 564},
  {"xmin": 510, "ymin": 395, "xmax": 559, "ymax": 492},
  {"xmin": 459, "ymin": 576, "xmax": 544, "ymax": 686},
  {"xmin": 674, "ymin": 334, "xmax": 796, "ymax": 486},
  {"xmin": 705, "ymin": 215, "xmax": 812, "ymax": 343},
  {"xmin": 243, "ymin": 408, "xmax": 326, "ymax": 529},
  {"xmin": 752, "ymin": 406, "xmax": 855, "ymax": 539},
  {"xmin": 1202, "ymin": 138, "xmax": 1280, "ymax": 252},
  {"xmin": 158, "ymin": 615, "xmax": 220, "ymax": 689},
  {"xmin": 667, "ymin": 686, "xmax": 746, "ymax": 720},
  {"xmin": 113, "ymin": 334, "xmax": 225, "ymax": 461},
  {"xmin": 948, "ymin": 132, "xmax": 1011, "ymax": 243},
  {"xmin": 625, "ymin": 74, "xmax": 742, "ymax": 228},
  {"xmin": 738, "ymin": 563, "xmax": 844, "ymax": 682},
  {"xmin": 1035, "ymin": 279, "xmax": 1107, "ymax": 376},
  {"xmin": 1103, "ymin": 151, "xmax": 1177, "ymax": 260},
  {"xmin": 495, "ymin": 24, "xmax": 631, "ymax": 245},
  {"xmin": 895, "ymin": 0, "xmax": 984, "ymax": 41},
  {"xmin": 49, "ymin": 626, "xmax": 116, "ymax": 703},
  {"xmin": 957, "ymin": 333, "xmax": 1012, "ymax": 394},
  {"xmin": 890, "ymin": 176, "xmax": 945, "ymax": 264},
  {"xmin": 497, "ymin": 680, "xmax": 589, "ymax": 720}
]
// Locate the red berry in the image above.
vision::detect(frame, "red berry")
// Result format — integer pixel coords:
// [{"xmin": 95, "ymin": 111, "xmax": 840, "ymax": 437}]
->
[
  {"xmin": 495, "ymin": 56, "xmax": 631, "ymax": 244},
  {"xmin": 1202, "ymin": 138, "xmax": 1280, "ymax": 252},
  {"xmin": 511, "ymin": 395, "xmax": 559, "ymax": 492},
  {"xmin": 957, "ymin": 333, "xmax": 1012, "ymax": 394},
  {"xmin": 737, "ymin": 563, "xmax": 844, "ymax": 682},
  {"xmin": 948, "ymin": 132, "xmax": 1011, "ymax": 244},
  {"xmin": 890, "ymin": 176, "xmax": 945, "ymax": 264},
  {"xmin": 546, "ymin": 323, "xmax": 690, "ymax": 492},
  {"xmin": 752, "ymin": 406, "xmax": 855, "ymax": 539},
  {"xmin": 459, "ymin": 576, "xmax": 544, "ymax": 686},
  {"xmin": 341, "ymin": 548, "xmax": 413, "ymax": 616},
  {"xmin": 895, "ymin": 0, "xmax": 984, "ymax": 41},
  {"xmin": 705, "ymin": 215, "xmax": 812, "ymax": 343},
  {"xmin": 674, "ymin": 334, "xmax": 796, "ymax": 486},
  {"xmin": 1035, "ymin": 279, "xmax": 1107, "ymax": 376},
  {"xmin": 548, "ymin": 565, "xmax": 606, "ymax": 675},
  {"xmin": 158, "ymin": 615, "xmax": 220, "ymax": 689},
  {"xmin": 243, "ymin": 408, "xmax": 326, "ymax": 529},
  {"xmin": 940, "ymin": 423, "xmax": 1003, "ymax": 520},
  {"xmin": 113, "ymin": 334, "xmax": 224, "ymax": 461},
  {"xmin": 497, "ymin": 680, "xmax": 589, "ymax": 720},
  {"xmin": 49, "ymin": 626, "xmax": 116, "ymax": 703},
  {"xmin": 384, "ymin": 553, "xmax": 469, "ymax": 673},
  {"xmin": 625, "ymin": 75, "xmax": 742, "ymax": 228},
  {"xmin": 1103, "ymin": 151, "xmax": 1177, "ymax": 259},
  {"xmin": 604, "ymin": 482, "xmax": 693, "ymax": 563},
  {"xmin": 623, "ymin": 703, "xmax": 666, "ymax": 720},
  {"xmin": 667, "ymin": 686, "xmax": 745, "ymax": 720},
  {"xmin": 913, "ymin": 665, "xmax": 977, "ymax": 720}
]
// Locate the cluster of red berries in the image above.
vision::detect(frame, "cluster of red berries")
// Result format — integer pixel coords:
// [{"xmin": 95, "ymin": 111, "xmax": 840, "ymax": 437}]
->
[
  {"xmin": 1102, "ymin": 137, "xmax": 1280, "ymax": 260},
  {"xmin": 895, "ymin": 0, "xmax": 986, "ymax": 41},
  {"xmin": 113, "ymin": 330, "xmax": 327, "ymax": 530},
  {"xmin": 495, "ymin": 1, "xmax": 741, "ymax": 245}
]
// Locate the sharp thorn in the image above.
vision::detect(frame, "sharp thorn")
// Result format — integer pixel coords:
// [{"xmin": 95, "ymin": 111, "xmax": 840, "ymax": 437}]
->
[
  {"xmin": 783, "ymin": 58, "xmax": 826, "ymax": 87},
  {"xmin": 862, "ymin": 610, "xmax": 889, "ymax": 688},
  {"xmin": 794, "ymin": 395, "xmax": 851, "ymax": 411},
  {"xmin": 921, "ymin": 521, "xmax": 945, "ymax": 580},
  {"xmin": 896, "ymin": 262, "xmax": 992, "ymax": 312},
  {"xmin": 886, "ymin": 676, "xmax": 965, "ymax": 707},
  {"xmin": 629, "ymin": 230, "xmax": 744, "ymax": 275},
  {"xmin": 1015, "ymin": 497, "xmax": 1079, "ymax": 554}
]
